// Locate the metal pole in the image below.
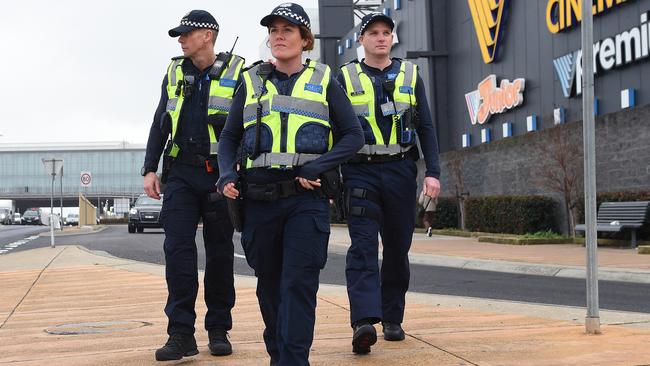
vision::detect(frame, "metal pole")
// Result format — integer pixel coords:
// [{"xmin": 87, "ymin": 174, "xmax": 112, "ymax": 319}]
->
[
  {"xmin": 60, "ymin": 166, "xmax": 63, "ymax": 230},
  {"xmin": 50, "ymin": 169, "xmax": 55, "ymax": 249},
  {"xmin": 582, "ymin": 0, "xmax": 600, "ymax": 334}
]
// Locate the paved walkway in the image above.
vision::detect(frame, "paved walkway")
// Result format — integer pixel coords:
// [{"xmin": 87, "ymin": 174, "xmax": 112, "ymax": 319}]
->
[{"xmin": 2, "ymin": 245, "xmax": 650, "ymax": 365}]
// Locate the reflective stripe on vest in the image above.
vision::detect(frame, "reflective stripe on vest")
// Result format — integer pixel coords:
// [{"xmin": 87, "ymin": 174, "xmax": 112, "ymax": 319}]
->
[
  {"xmin": 164, "ymin": 55, "xmax": 244, "ymax": 156},
  {"xmin": 241, "ymin": 60, "xmax": 332, "ymax": 169},
  {"xmin": 341, "ymin": 60, "xmax": 418, "ymax": 150},
  {"xmin": 249, "ymin": 152, "xmax": 321, "ymax": 168}
]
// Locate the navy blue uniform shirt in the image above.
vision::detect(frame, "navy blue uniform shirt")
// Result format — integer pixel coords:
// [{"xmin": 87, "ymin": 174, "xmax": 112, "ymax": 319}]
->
[
  {"xmin": 217, "ymin": 64, "xmax": 364, "ymax": 192},
  {"xmin": 337, "ymin": 59, "xmax": 441, "ymax": 178},
  {"xmin": 144, "ymin": 58, "xmax": 220, "ymax": 170}
]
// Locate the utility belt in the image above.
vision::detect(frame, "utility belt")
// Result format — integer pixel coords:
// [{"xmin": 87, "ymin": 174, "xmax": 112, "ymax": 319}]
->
[
  {"xmin": 347, "ymin": 145, "xmax": 417, "ymax": 164},
  {"xmin": 244, "ymin": 180, "xmax": 322, "ymax": 202},
  {"xmin": 173, "ymin": 151, "xmax": 216, "ymax": 168},
  {"xmin": 242, "ymin": 168, "xmax": 342, "ymax": 202}
]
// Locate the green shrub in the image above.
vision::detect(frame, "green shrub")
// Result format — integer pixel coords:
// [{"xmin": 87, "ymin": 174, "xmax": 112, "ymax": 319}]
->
[
  {"xmin": 464, "ymin": 196, "xmax": 557, "ymax": 235},
  {"xmin": 430, "ymin": 197, "xmax": 459, "ymax": 229},
  {"xmin": 521, "ymin": 230, "xmax": 565, "ymax": 239},
  {"xmin": 100, "ymin": 217, "xmax": 128, "ymax": 225},
  {"xmin": 417, "ymin": 197, "xmax": 459, "ymax": 229},
  {"xmin": 575, "ymin": 190, "xmax": 650, "ymax": 240}
]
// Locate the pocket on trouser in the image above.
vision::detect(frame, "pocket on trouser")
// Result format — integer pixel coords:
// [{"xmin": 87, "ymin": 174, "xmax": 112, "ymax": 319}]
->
[
  {"xmin": 286, "ymin": 215, "xmax": 330, "ymax": 270},
  {"xmin": 240, "ymin": 225, "xmax": 258, "ymax": 271},
  {"xmin": 159, "ymin": 189, "xmax": 175, "ymax": 225}
]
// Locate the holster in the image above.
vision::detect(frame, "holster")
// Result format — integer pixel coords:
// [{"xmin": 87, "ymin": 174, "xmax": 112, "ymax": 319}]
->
[
  {"xmin": 320, "ymin": 168, "xmax": 346, "ymax": 222},
  {"xmin": 320, "ymin": 168, "xmax": 342, "ymax": 199},
  {"xmin": 226, "ymin": 182, "xmax": 244, "ymax": 232},
  {"xmin": 161, "ymin": 141, "xmax": 174, "ymax": 184}
]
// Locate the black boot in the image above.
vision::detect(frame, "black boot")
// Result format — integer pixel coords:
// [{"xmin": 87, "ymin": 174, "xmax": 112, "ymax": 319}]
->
[
  {"xmin": 382, "ymin": 322, "xmax": 405, "ymax": 341},
  {"xmin": 208, "ymin": 329, "xmax": 232, "ymax": 356},
  {"xmin": 352, "ymin": 321, "xmax": 377, "ymax": 354},
  {"xmin": 155, "ymin": 334, "xmax": 199, "ymax": 361}
]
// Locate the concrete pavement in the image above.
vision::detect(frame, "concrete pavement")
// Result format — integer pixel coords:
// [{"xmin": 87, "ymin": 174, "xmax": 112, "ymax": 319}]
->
[{"xmin": 2, "ymin": 242, "xmax": 650, "ymax": 365}]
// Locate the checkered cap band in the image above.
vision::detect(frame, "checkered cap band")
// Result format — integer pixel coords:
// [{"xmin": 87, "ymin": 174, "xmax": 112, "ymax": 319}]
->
[
  {"xmin": 360, "ymin": 12, "xmax": 392, "ymax": 33},
  {"xmin": 180, "ymin": 19, "xmax": 219, "ymax": 31},
  {"xmin": 273, "ymin": 9, "xmax": 310, "ymax": 28}
]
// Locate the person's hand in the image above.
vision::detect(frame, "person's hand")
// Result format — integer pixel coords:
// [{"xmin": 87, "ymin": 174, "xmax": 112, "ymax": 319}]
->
[
  {"xmin": 143, "ymin": 172, "xmax": 161, "ymax": 200},
  {"xmin": 296, "ymin": 177, "xmax": 321, "ymax": 190},
  {"xmin": 423, "ymin": 177, "xmax": 440, "ymax": 198},
  {"xmin": 223, "ymin": 182, "xmax": 240, "ymax": 199}
]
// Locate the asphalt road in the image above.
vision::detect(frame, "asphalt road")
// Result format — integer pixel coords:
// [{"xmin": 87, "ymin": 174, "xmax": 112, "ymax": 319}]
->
[{"xmin": 3, "ymin": 225, "xmax": 650, "ymax": 313}]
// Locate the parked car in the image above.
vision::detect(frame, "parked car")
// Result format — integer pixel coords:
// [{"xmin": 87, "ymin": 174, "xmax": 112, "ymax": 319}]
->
[
  {"xmin": 0, "ymin": 208, "xmax": 12, "ymax": 225},
  {"xmin": 128, "ymin": 194, "xmax": 163, "ymax": 233},
  {"xmin": 22, "ymin": 209, "xmax": 43, "ymax": 225},
  {"xmin": 64, "ymin": 213, "xmax": 79, "ymax": 226},
  {"xmin": 13, "ymin": 213, "xmax": 22, "ymax": 225}
]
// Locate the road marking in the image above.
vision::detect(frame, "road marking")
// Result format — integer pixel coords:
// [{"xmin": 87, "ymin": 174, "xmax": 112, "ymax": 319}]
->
[
  {"xmin": 0, "ymin": 235, "xmax": 40, "ymax": 255},
  {"xmin": 234, "ymin": 253, "xmax": 246, "ymax": 259}
]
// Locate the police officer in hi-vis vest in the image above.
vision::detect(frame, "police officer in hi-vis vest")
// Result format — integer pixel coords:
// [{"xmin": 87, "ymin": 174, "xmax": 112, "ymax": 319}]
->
[
  {"xmin": 337, "ymin": 12, "xmax": 441, "ymax": 354},
  {"xmin": 217, "ymin": 4, "xmax": 363, "ymax": 365},
  {"xmin": 142, "ymin": 10, "xmax": 244, "ymax": 361}
]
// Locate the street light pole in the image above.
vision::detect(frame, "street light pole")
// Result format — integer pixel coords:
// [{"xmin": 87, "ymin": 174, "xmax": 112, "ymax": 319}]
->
[{"xmin": 582, "ymin": 0, "xmax": 601, "ymax": 334}]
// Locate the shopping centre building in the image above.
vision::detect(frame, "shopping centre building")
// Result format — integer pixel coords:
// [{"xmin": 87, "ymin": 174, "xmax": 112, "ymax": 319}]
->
[{"xmin": 322, "ymin": 0, "xmax": 650, "ymax": 228}]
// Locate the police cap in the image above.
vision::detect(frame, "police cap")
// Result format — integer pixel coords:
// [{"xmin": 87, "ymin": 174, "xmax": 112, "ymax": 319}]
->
[
  {"xmin": 169, "ymin": 10, "xmax": 219, "ymax": 37},
  {"xmin": 359, "ymin": 12, "xmax": 394, "ymax": 34},
  {"xmin": 260, "ymin": 3, "xmax": 311, "ymax": 29}
]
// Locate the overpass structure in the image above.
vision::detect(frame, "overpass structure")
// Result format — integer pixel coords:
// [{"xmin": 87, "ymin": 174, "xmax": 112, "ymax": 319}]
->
[{"xmin": 0, "ymin": 142, "xmax": 151, "ymax": 213}]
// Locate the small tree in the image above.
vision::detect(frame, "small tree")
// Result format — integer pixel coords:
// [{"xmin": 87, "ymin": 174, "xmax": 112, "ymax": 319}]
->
[{"xmin": 535, "ymin": 126, "xmax": 583, "ymax": 237}]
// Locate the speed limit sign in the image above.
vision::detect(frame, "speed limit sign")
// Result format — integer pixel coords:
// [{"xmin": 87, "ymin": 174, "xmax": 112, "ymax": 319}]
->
[{"xmin": 80, "ymin": 171, "xmax": 92, "ymax": 187}]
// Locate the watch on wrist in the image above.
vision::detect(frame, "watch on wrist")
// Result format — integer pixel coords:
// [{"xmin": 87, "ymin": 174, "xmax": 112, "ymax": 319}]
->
[{"xmin": 141, "ymin": 166, "xmax": 156, "ymax": 176}]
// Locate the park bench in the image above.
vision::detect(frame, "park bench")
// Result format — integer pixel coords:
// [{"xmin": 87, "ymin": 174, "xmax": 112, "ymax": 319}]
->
[{"xmin": 575, "ymin": 201, "xmax": 650, "ymax": 248}]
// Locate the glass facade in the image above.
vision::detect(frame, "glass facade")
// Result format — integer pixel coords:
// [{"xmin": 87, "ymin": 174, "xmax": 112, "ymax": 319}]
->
[{"xmin": 0, "ymin": 143, "xmax": 152, "ymax": 197}]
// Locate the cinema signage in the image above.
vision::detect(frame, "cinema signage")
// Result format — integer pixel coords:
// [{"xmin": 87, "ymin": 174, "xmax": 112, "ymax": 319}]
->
[
  {"xmin": 465, "ymin": 75, "xmax": 526, "ymax": 125},
  {"xmin": 546, "ymin": 0, "xmax": 631, "ymax": 33},
  {"xmin": 553, "ymin": 11, "xmax": 650, "ymax": 98}
]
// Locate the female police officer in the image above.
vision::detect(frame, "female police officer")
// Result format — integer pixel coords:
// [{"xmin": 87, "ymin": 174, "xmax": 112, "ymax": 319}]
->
[{"xmin": 217, "ymin": 3, "xmax": 363, "ymax": 365}]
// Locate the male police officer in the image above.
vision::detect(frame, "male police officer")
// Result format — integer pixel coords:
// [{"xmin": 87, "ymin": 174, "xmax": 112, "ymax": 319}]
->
[
  {"xmin": 338, "ymin": 12, "xmax": 441, "ymax": 354},
  {"xmin": 142, "ymin": 10, "xmax": 245, "ymax": 361}
]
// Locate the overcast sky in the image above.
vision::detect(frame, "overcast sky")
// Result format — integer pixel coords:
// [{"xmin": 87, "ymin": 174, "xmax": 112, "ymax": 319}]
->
[{"xmin": 0, "ymin": 0, "xmax": 319, "ymax": 144}]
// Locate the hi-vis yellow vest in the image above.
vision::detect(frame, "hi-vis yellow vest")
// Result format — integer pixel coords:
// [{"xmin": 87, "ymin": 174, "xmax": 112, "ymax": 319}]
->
[
  {"xmin": 164, "ymin": 54, "xmax": 245, "ymax": 157},
  {"xmin": 340, "ymin": 59, "xmax": 417, "ymax": 155},
  {"xmin": 241, "ymin": 60, "xmax": 333, "ymax": 169}
]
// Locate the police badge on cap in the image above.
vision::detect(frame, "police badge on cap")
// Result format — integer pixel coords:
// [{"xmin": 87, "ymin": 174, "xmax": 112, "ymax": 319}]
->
[
  {"xmin": 260, "ymin": 2, "xmax": 311, "ymax": 29},
  {"xmin": 169, "ymin": 10, "xmax": 219, "ymax": 37}
]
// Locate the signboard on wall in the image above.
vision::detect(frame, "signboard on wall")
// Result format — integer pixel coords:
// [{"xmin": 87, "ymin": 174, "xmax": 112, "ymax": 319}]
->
[
  {"xmin": 468, "ymin": 0, "xmax": 508, "ymax": 63},
  {"xmin": 465, "ymin": 75, "xmax": 526, "ymax": 125}
]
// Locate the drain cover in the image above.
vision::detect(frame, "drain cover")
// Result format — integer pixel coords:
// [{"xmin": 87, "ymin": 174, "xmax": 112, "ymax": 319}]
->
[{"xmin": 45, "ymin": 321, "xmax": 152, "ymax": 335}]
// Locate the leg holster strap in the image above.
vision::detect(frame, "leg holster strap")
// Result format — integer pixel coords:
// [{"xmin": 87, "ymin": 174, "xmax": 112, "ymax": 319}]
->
[
  {"xmin": 349, "ymin": 188, "xmax": 381, "ymax": 205},
  {"xmin": 348, "ymin": 206, "xmax": 382, "ymax": 222},
  {"xmin": 347, "ymin": 188, "xmax": 382, "ymax": 222}
]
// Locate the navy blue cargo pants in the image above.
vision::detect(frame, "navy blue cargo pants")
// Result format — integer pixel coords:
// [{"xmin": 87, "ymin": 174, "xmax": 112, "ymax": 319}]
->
[
  {"xmin": 343, "ymin": 158, "xmax": 417, "ymax": 326},
  {"xmin": 160, "ymin": 163, "xmax": 235, "ymax": 336},
  {"xmin": 241, "ymin": 191, "xmax": 330, "ymax": 366}
]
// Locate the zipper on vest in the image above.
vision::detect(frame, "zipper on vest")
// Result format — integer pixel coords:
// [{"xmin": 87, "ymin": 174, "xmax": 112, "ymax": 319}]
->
[{"xmin": 280, "ymin": 113, "xmax": 288, "ymax": 152}]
